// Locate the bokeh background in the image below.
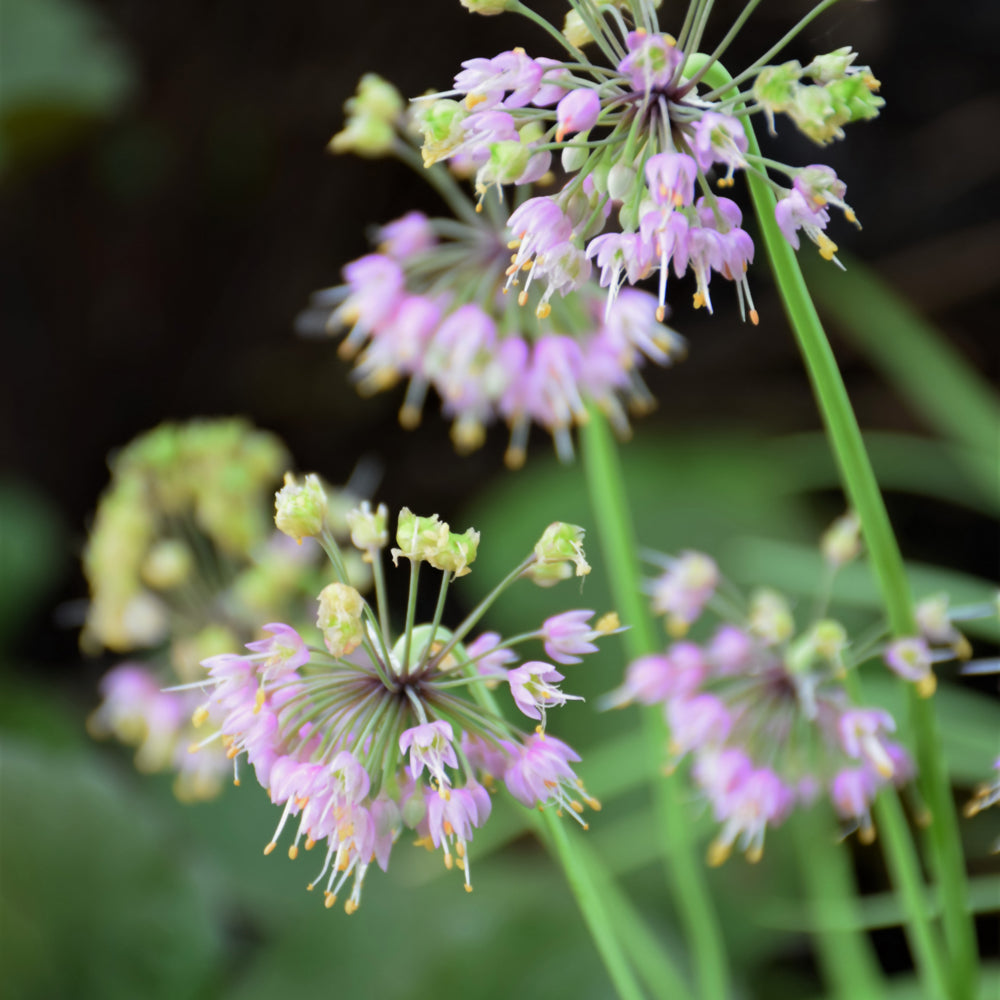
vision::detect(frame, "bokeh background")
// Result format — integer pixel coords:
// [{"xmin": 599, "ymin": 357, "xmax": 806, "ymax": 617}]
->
[{"xmin": 1, "ymin": 0, "xmax": 997, "ymax": 997}]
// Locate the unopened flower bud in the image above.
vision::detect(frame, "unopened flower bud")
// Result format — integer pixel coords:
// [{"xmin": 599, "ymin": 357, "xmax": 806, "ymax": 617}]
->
[
  {"xmin": 416, "ymin": 99, "xmax": 467, "ymax": 166},
  {"xmin": 459, "ymin": 0, "xmax": 510, "ymax": 13},
  {"xmin": 528, "ymin": 522, "xmax": 590, "ymax": 587},
  {"xmin": 563, "ymin": 10, "xmax": 593, "ymax": 47},
  {"xmin": 347, "ymin": 501, "xmax": 389, "ymax": 553},
  {"xmin": 748, "ymin": 589, "xmax": 794, "ymax": 645},
  {"xmin": 328, "ymin": 75, "xmax": 404, "ymax": 158},
  {"xmin": 827, "ymin": 75, "xmax": 883, "ymax": 124},
  {"xmin": 561, "ymin": 141, "xmax": 590, "ymax": 173},
  {"xmin": 486, "ymin": 140, "xmax": 532, "ymax": 184},
  {"xmin": 141, "ymin": 539, "xmax": 193, "ymax": 590},
  {"xmin": 821, "ymin": 511, "xmax": 862, "ymax": 566},
  {"xmin": 275, "ymin": 472, "xmax": 327, "ymax": 543},
  {"xmin": 429, "ymin": 526, "xmax": 481, "ymax": 578},
  {"xmin": 607, "ymin": 163, "xmax": 637, "ymax": 202},
  {"xmin": 317, "ymin": 582, "xmax": 365, "ymax": 657},
  {"xmin": 392, "ymin": 508, "xmax": 450, "ymax": 566},
  {"xmin": 805, "ymin": 47, "xmax": 859, "ymax": 84},
  {"xmin": 556, "ymin": 88, "xmax": 601, "ymax": 142},
  {"xmin": 753, "ymin": 61, "xmax": 802, "ymax": 113}
]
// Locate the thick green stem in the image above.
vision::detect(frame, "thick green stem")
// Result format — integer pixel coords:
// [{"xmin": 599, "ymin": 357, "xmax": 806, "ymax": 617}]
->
[
  {"xmin": 792, "ymin": 807, "xmax": 885, "ymax": 999},
  {"xmin": 581, "ymin": 409, "xmax": 731, "ymax": 1000},
  {"xmin": 690, "ymin": 56, "xmax": 977, "ymax": 1000},
  {"xmin": 462, "ymin": 645, "xmax": 673, "ymax": 999}
]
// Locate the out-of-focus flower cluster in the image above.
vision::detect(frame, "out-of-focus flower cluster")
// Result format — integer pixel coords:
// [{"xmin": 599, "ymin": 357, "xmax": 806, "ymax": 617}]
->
[
  {"xmin": 604, "ymin": 513, "xmax": 984, "ymax": 864},
  {"xmin": 191, "ymin": 491, "xmax": 616, "ymax": 911},
  {"xmin": 83, "ymin": 420, "xmax": 369, "ymax": 800}
]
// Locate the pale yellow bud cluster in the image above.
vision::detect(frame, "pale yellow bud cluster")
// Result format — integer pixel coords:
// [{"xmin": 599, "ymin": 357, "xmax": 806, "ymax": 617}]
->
[
  {"xmin": 329, "ymin": 74, "xmax": 404, "ymax": 158},
  {"xmin": 748, "ymin": 589, "xmax": 795, "ymax": 645},
  {"xmin": 528, "ymin": 522, "xmax": 591, "ymax": 587},
  {"xmin": 317, "ymin": 582, "xmax": 366, "ymax": 656},
  {"xmin": 274, "ymin": 472, "xmax": 328, "ymax": 543},
  {"xmin": 391, "ymin": 508, "xmax": 480, "ymax": 577}
]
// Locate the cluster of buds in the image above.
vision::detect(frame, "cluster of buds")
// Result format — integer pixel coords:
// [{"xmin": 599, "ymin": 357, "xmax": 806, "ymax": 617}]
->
[
  {"xmin": 413, "ymin": 0, "xmax": 878, "ymax": 326},
  {"xmin": 84, "ymin": 420, "xmax": 370, "ymax": 800},
  {"xmin": 606, "ymin": 513, "xmax": 929, "ymax": 862},
  {"xmin": 190, "ymin": 498, "xmax": 617, "ymax": 911},
  {"xmin": 303, "ymin": 77, "xmax": 686, "ymax": 467}
]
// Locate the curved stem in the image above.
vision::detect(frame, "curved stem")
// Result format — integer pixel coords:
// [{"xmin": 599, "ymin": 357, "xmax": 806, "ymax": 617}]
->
[
  {"xmin": 690, "ymin": 55, "xmax": 977, "ymax": 1000},
  {"xmin": 581, "ymin": 408, "xmax": 731, "ymax": 1000}
]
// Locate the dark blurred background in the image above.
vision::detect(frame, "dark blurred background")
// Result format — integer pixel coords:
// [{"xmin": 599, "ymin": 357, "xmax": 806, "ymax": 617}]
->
[{"xmin": 0, "ymin": 0, "xmax": 997, "ymax": 996}]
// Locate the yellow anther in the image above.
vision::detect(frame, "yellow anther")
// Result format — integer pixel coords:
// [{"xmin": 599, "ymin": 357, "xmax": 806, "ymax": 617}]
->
[
  {"xmin": 456, "ymin": 841, "xmax": 465, "ymax": 858},
  {"xmin": 535, "ymin": 302, "xmax": 551, "ymax": 319},
  {"xmin": 233, "ymin": 778, "xmax": 240, "ymax": 786},
  {"xmin": 456, "ymin": 859, "xmax": 465, "ymax": 871},
  {"xmin": 706, "ymin": 839, "xmax": 731, "ymax": 867},
  {"xmin": 187, "ymin": 743, "xmax": 201, "ymax": 754},
  {"xmin": 263, "ymin": 842, "xmax": 277, "ymax": 856},
  {"xmin": 226, "ymin": 745, "xmax": 240, "ymax": 759},
  {"xmin": 504, "ymin": 445, "xmax": 526, "ymax": 470},
  {"xmin": 253, "ymin": 688, "xmax": 266, "ymax": 714},
  {"xmin": 444, "ymin": 821, "xmax": 454, "ymax": 836},
  {"xmin": 749, "ymin": 309, "xmax": 760, "ymax": 326},
  {"xmin": 344, "ymin": 899, "xmax": 359, "ymax": 915},
  {"xmin": 917, "ymin": 672, "xmax": 937, "ymax": 699},
  {"xmin": 288, "ymin": 845, "xmax": 299, "ymax": 860},
  {"xmin": 693, "ymin": 292, "xmax": 706, "ymax": 310},
  {"xmin": 655, "ymin": 305, "xmax": 666, "ymax": 322},
  {"xmin": 596, "ymin": 611, "xmax": 620, "ymax": 634},
  {"xmin": 507, "ymin": 239, "xmax": 521, "ymax": 250},
  {"xmin": 324, "ymin": 892, "xmax": 336, "ymax": 909},
  {"xmin": 192, "ymin": 706, "xmax": 209, "ymax": 728},
  {"xmin": 464, "ymin": 93, "xmax": 488, "ymax": 109},
  {"xmin": 859, "ymin": 823, "xmax": 876, "ymax": 845},
  {"xmin": 444, "ymin": 854, "xmax": 454, "ymax": 870},
  {"xmin": 817, "ymin": 234, "xmax": 838, "ymax": 261},
  {"xmin": 746, "ymin": 844, "xmax": 763, "ymax": 864},
  {"xmin": 399, "ymin": 404, "xmax": 422, "ymax": 430},
  {"xmin": 305, "ymin": 838, "xmax": 315, "ymax": 851},
  {"xmin": 306, "ymin": 882, "xmax": 315, "ymax": 891},
  {"xmin": 521, "ymin": 260, "xmax": 533, "ymax": 271},
  {"xmin": 518, "ymin": 290, "xmax": 529, "ymax": 306},
  {"xmin": 464, "ymin": 883, "xmax": 473, "ymax": 893},
  {"xmin": 586, "ymin": 797, "xmax": 602, "ymax": 811},
  {"xmin": 569, "ymin": 800, "xmax": 584, "ymax": 813}
]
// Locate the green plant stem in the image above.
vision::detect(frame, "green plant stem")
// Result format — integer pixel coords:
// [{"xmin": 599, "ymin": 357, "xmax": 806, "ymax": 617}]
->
[
  {"xmin": 792, "ymin": 808, "xmax": 885, "ymax": 999},
  {"xmin": 581, "ymin": 409, "xmax": 730, "ymax": 1000},
  {"xmin": 463, "ymin": 654, "xmax": 668, "ymax": 1000},
  {"xmin": 539, "ymin": 815, "xmax": 649, "ymax": 1000},
  {"xmin": 692, "ymin": 56, "xmax": 977, "ymax": 1000}
]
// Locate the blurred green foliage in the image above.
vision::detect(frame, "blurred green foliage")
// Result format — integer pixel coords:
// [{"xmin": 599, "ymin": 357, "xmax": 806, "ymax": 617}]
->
[{"xmin": 0, "ymin": 0, "xmax": 135, "ymax": 175}]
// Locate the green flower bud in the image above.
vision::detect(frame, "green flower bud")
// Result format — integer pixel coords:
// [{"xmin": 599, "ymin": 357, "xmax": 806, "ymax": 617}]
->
[
  {"xmin": 317, "ymin": 582, "xmax": 365, "ymax": 657},
  {"xmin": 274, "ymin": 472, "xmax": 327, "ymax": 543},
  {"xmin": 788, "ymin": 84, "xmax": 847, "ymax": 145},
  {"xmin": 487, "ymin": 139, "xmax": 531, "ymax": 184},
  {"xmin": 748, "ymin": 589, "xmax": 794, "ymax": 645},
  {"xmin": 563, "ymin": 10, "xmax": 593, "ymax": 47},
  {"xmin": 827, "ymin": 75, "xmax": 884, "ymax": 123},
  {"xmin": 415, "ymin": 99, "xmax": 467, "ymax": 166},
  {"xmin": 753, "ymin": 61, "xmax": 802, "ymax": 113},
  {"xmin": 529, "ymin": 522, "xmax": 591, "ymax": 587},
  {"xmin": 805, "ymin": 46, "xmax": 858, "ymax": 84},
  {"xmin": 821, "ymin": 511, "xmax": 862, "ymax": 567},
  {"xmin": 347, "ymin": 501, "xmax": 389, "ymax": 553},
  {"xmin": 561, "ymin": 138, "xmax": 590, "ymax": 174},
  {"xmin": 459, "ymin": 0, "xmax": 510, "ymax": 13},
  {"xmin": 328, "ymin": 74, "xmax": 404, "ymax": 158},
  {"xmin": 392, "ymin": 508, "xmax": 450, "ymax": 565},
  {"xmin": 607, "ymin": 163, "xmax": 638, "ymax": 203},
  {"xmin": 429, "ymin": 526, "xmax": 481, "ymax": 578}
]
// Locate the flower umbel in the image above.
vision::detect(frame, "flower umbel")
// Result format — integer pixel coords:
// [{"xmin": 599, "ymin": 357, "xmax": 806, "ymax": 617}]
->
[{"xmin": 190, "ymin": 498, "xmax": 610, "ymax": 910}]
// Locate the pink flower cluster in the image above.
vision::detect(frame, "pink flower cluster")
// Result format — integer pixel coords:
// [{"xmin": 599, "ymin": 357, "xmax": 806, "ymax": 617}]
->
[
  {"xmin": 88, "ymin": 663, "xmax": 230, "ymax": 800},
  {"xmin": 192, "ymin": 619, "xmax": 600, "ymax": 911},
  {"xmin": 306, "ymin": 211, "xmax": 685, "ymax": 466},
  {"xmin": 428, "ymin": 32, "xmax": 861, "ymax": 324},
  {"xmin": 614, "ymin": 628, "xmax": 913, "ymax": 861}
]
